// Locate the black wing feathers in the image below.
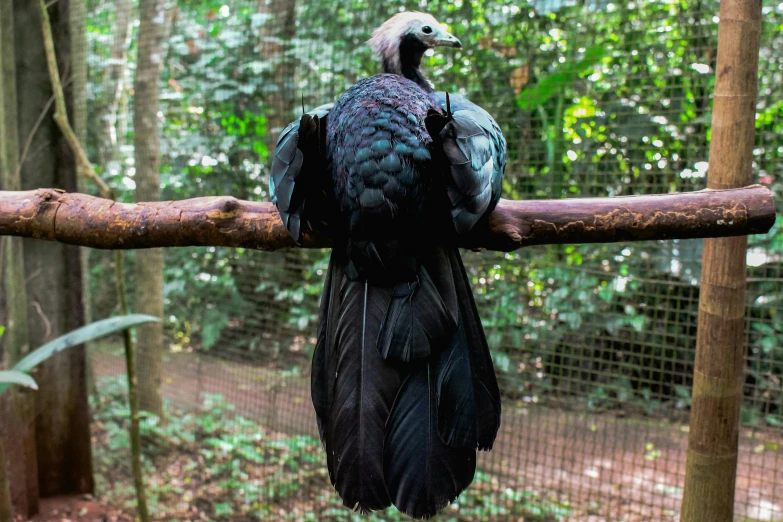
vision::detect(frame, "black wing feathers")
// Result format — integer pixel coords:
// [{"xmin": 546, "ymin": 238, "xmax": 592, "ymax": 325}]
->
[
  {"xmin": 427, "ymin": 92, "xmax": 506, "ymax": 235},
  {"xmin": 312, "ymin": 254, "xmax": 348, "ymax": 484},
  {"xmin": 270, "ymin": 104, "xmax": 332, "ymax": 243}
]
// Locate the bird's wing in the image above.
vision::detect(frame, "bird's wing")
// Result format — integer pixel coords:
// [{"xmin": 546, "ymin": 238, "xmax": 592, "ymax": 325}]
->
[
  {"xmin": 426, "ymin": 92, "xmax": 506, "ymax": 236},
  {"xmin": 269, "ymin": 103, "xmax": 333, "ymax": 243}
]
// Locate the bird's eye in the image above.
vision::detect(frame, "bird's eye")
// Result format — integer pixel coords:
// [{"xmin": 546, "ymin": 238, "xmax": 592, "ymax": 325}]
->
[{"xmin": 422, "ymin": 26, "xmax": 433, "ymax": 34}]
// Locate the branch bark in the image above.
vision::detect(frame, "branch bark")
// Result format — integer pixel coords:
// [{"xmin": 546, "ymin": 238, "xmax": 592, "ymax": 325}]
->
[{"xmin": 0, "ymin": 186, "xmax": 775, "ymax": 251}]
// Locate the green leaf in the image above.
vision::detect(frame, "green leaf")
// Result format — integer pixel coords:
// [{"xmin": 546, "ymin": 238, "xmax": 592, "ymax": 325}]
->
[
  {"xmin": 0, "ymin": 370, "xmax": 38, "ymax": 390},
  {"xmin": 630, "ymin": 315, "xmax": 647, "ymax": 332},
  {"xmin": 565, "ymin": 97, "xmax": 597, "ymax": 120},
  {"xmin": 0, "ymin": 315, "xmax": 159, "ymax": 395},
  {"xmin": 517, "ymin": 46, "xmax": 606, "ymax": 110},
  {"xmin": 765, "ymin": 415, "xmax": 783, "ymax": 428},
  {"xmin": 214, "ymin": 502, "xmax": 233, "ymax": 516},
  {"xmin": 491, "ymin": 351, "xmax": 511, "ymax": 373},
  {"xmin": 202, "ymin": 310, "xmax": 229, "ymax": 350}
]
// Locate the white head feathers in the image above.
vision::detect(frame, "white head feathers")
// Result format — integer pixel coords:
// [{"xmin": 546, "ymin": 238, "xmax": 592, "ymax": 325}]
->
[{"xmin": 368, "ymin": 12, "xmax": 444, "ymax": 75}]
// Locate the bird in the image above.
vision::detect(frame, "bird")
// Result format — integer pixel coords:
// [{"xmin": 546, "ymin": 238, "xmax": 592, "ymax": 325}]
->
[{"xmin": 269, "ymin": 12, "xmax": 506, "ymax": 520}]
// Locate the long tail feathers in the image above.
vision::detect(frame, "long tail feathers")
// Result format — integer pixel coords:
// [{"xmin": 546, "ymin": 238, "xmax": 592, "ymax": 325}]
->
[
  {"xmin": 435, "ymin": 249, "xmax": 501, "ymax": 450},
  {"xmin": 311, "ymin": 247, "xmax": 501, "ymax": 518},
  {"xmin": 329, "ymin": 266, "xmax": 400, "ymax": 511},
  {"xmin": 384, "ymin": 363, "xmax": 476, "ymax": 519},
  {"xmin": 377, "ymin": 266, "xmax": 454, "ymax": 363}
]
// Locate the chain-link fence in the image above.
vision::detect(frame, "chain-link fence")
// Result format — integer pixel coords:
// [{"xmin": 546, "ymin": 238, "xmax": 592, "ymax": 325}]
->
[{"xmin": 63, "ymin": 0, "xmax": 783, "ymax": 519}]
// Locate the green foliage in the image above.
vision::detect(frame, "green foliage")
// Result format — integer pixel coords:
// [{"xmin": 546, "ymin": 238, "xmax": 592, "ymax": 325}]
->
[
  {"xmin": 83, "ymin": 0, "xmax": 783, "ymax": 425},
  {"xmin": 0, "ymin": 371, "xmax": 38, "ymax": 390},
  {"xmin": 516, "ymin": 46, "xmax": 605, "ymax": 110},
  {"xmin": 0, "ymin": 315, "xmax": 159, "ymax": 395},
  {"xmin": 92, "ymin": 377, "xmax": 573, "ymax": 521}
]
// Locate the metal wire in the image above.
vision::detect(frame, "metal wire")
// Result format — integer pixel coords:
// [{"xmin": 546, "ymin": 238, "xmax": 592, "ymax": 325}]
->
[{"xmin": 72, "ymin": 0, "xmax": 783, "ymax": 519}]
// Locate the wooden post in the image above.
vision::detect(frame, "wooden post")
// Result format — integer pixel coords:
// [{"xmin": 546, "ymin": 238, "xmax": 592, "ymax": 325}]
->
[{"xmin": 680, "ymin": 1, "xmax": 762, "ymax": 521}]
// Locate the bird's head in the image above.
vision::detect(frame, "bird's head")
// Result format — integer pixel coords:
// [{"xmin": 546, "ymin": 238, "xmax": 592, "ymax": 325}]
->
[{"xmin": 368, "ymin": 12, "xmax": 461, "ymax": 88}]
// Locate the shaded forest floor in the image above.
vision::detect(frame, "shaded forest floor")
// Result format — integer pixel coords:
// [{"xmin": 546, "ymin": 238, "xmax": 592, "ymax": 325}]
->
[
  {"xmin": 87, "ymin": 343, "xmax": 783, "ymax": 522},
  {"xmin": 27, "ymin": 495, "xmax": 130, "ymax": 522}
]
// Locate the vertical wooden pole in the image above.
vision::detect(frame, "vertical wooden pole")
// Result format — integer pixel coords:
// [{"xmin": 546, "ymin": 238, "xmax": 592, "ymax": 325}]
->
[
  {"xmin": 134, "ymin": 0, "xmax": 167, "ymax": 418},
  {"xmin": 680, "ymin": 1, "xmax": 762, "ymax": 521}
]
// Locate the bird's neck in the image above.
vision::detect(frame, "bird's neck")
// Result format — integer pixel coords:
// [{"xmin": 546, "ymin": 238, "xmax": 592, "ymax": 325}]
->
[{"xmin": 383, "ymin": 34, "xmax": 433, "ymax": 93}]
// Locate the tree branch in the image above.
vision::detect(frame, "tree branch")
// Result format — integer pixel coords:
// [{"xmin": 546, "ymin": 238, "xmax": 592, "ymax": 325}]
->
[{"xmin": 0, "ymin": 186, "xmax": 775, "ymax": 251}]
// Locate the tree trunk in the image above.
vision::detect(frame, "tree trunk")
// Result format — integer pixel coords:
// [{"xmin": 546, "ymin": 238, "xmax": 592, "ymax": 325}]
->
[
  {"xmin": 0, "ymin": 0, "xmax": 29, "ymax": 367},
  {"xmin": 14, "ymin": 0, "xmax": 93, "ymax": 497},
  {"xmin": 99, "ymin": 0, "xmax": 133, "ymax": 168},
  {"xmin": 133, "ymin": 0, "xmax": 167, "ymax": 417},
  {"xmin": 0, "ymin": 2, "xmax": 38, "ymax": 517},
  {"xmin": 255, "ymin": 0, "xmax": 301, "ymax": 351},
  {"xmin": 680, "ymin": 1, "xmax": 762, "ymax": 521},
  {"xmin": 0, "ymin": 433, "xmax": 12, "ymax": 522},
  {"xmin": 257, "ymin": 0, "xmax": 297, "ymax": 138},
  {"xmin": 0, "ymin": 390, "xmax": 39, "ymax": 519},
  {"xmin": 69, "ymin": 0, "xmax": 102, "ymax": 405},
  {"xmin": 70, "ymin": 0, "xmax": 91, "ymax": 326}
]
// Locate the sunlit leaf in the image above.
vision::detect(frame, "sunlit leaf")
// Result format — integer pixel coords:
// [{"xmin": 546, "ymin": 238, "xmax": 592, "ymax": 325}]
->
[{"xmin": 516, "ymin": 46, "xmax": 606, "ymax": 109}]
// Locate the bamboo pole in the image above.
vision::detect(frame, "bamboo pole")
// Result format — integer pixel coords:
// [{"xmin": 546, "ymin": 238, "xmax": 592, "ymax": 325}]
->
[{"xmin": 680, "ymin": 1, "xmax": 762, "ymax": 521}]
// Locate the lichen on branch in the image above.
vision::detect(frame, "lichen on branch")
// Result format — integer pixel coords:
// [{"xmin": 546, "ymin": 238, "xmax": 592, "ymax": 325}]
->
[{"xmin": 0, "ymin": 185, "xmax": 775, "ymax": 252}]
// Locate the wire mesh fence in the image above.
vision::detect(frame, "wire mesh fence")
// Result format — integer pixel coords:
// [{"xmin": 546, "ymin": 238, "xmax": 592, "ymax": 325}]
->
[{"xmin": 4, "ymin": 0, "xmax": 781, "ymax": 520}]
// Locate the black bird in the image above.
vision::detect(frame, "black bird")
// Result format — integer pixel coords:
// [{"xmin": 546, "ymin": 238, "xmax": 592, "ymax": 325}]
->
[{"xmin": 269, "ymin": 12, "xmax": 506, "ymax": 519}]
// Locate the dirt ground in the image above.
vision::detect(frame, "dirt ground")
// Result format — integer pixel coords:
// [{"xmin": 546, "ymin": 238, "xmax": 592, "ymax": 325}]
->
[
  {"xmin": 26, "ymin": 495, "xmax": 131, "ymax": 522},
  {"xmin": 90, "ymin": 346, "xmax": 783, "ymax": 522}
]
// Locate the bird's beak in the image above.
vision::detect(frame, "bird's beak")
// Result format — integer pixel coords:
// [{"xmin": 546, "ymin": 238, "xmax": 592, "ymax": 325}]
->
[{"xmin": 433, "ymin": 28, "xmax": 462, "ymax": 49}]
